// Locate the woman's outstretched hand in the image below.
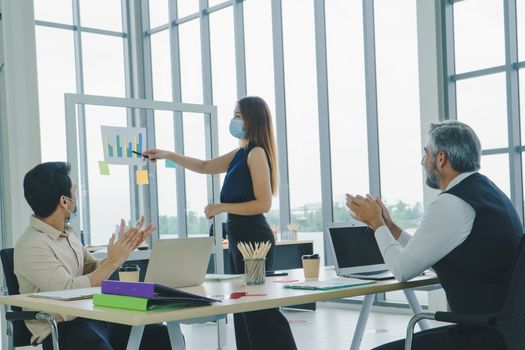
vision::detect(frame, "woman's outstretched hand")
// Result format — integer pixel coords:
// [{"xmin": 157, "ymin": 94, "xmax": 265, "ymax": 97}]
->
[{"xmin": 142, "ymin": 148, "xmax": 171, "ymax": 163}]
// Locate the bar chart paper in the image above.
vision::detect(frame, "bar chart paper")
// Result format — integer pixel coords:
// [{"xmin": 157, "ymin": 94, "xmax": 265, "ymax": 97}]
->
[{"xmin": 101, "ymin": 126, "xmax": 147, "ymax": 165}]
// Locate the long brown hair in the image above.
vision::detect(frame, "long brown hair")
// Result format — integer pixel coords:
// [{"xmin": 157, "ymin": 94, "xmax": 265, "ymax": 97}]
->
[{"xmin": 238, "ymin": 96, "xmax": 279, "ymax": 195}]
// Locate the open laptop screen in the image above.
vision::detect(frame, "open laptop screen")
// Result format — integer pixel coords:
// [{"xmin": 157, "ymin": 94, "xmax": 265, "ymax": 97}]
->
[{"xmin": 329, "ymin": 225, "xmax": 385, "ymax": 268}]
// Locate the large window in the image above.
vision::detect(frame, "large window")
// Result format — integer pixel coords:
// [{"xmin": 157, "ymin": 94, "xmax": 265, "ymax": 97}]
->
[
  {"xmin": 35, "ymin": 0, "xmax": 129, "ymax": 245},
  {"xmin": 325, "ymin": 0, "xmax": 368, "ymax": 223},
  {"xmin": 446, "ymin": 0, "xmax": 525, "ymax": 215},
  {"xmin": 282, "ymin": 0, "xmax": 322, "ymax": 234}
]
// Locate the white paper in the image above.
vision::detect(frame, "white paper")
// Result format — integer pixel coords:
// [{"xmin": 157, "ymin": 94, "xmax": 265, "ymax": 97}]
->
[{"xmin": 101, "ymin": 126, "xmax": 147, "ymax": 165}]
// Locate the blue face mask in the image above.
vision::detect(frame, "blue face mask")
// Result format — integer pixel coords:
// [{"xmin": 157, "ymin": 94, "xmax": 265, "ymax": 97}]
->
[{"xmin": 229, "ymin": 118, "xmax": 245, "ymax": 139}]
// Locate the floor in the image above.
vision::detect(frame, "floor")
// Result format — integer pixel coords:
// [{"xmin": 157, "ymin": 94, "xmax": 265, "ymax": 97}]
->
[{"xmin": 17, "ymin": 302, "xmax": 446, "ymax": 350}]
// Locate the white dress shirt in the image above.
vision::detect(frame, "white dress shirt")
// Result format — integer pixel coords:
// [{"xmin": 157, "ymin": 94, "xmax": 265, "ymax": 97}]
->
[{"xmin": 375, "ymin": 172, "xmax": 477, "ymax": 281}]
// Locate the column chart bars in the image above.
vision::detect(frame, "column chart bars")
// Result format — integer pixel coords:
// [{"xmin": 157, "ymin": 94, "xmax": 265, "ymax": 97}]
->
[{"xmin": 101, "ymin": 126, "xmax": 147, "ymax": 165}]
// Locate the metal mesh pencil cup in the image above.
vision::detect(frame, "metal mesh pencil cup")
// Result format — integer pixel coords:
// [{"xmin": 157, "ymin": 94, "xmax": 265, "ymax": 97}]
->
[{"xmin": 244, "ymin": 258, "xmax": 266, "ymax": 285}]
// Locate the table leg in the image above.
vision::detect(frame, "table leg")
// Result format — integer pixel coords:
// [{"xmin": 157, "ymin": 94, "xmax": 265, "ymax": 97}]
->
[
  {"xmin": 167, "ymin": 322, "xmax": 186, "ymax": 349},
  {"xmin": 350, "ymin": 293, "xmax": 375, "ymax": 350},
  {"xmin": 126, "ymin": 325, "xmax": 145, "ymax": 350},
  {"xmin": 403, "ymin": 289, "xmax": 431, "ymax": 330},
  {"xmin": 216, "ymin": 317, "xmax": 227, "ymax": 349}
]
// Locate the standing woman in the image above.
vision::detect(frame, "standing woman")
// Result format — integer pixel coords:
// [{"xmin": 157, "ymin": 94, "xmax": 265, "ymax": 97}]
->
[{"xmin": 143, "ymin": 96, "xmax": 297, "ymax": 350}]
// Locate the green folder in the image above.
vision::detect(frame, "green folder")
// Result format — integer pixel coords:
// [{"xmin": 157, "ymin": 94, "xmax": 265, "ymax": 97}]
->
[{"xmin": 93, "ymin": 293, "xmax": 204, "ymax": 312}]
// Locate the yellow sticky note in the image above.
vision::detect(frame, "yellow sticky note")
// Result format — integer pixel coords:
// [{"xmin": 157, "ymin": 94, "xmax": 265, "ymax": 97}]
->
[
  {"xmin": 98, "ymin": 161, "xmax": 110, "ymax": 176},
  {"xmin": 136, "ymin": 169, "xmax": 149, "ymax": 185}
]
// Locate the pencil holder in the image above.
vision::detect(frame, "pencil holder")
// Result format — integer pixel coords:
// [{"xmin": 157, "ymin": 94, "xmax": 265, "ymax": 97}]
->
[{"xmin": 244, "ymin": 258, "xmax": 266, "ymax": 285}]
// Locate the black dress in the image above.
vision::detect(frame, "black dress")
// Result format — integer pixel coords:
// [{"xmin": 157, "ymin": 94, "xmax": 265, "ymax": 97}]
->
[{"xmin": 221, "ymin": 143, "xmax": 297, "ymax": 350}]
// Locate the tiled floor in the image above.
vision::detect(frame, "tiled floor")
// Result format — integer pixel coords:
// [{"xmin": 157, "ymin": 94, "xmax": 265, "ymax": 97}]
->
[{"xmin": 17, "ymin": 302, "xmax": 445, "ymax": 350}]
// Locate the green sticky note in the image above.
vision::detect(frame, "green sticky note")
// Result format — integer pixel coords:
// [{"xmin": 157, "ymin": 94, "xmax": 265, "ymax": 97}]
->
[
  {"xmin": 165, "ymin": 159, "xmax": 177, "ymax": 169},
  {"xmin": 98, "ymin": 161, "xmax": 110, "ymax": 176}
]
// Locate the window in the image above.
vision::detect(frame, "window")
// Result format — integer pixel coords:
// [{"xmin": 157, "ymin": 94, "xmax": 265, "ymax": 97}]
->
[
  {"xmin": 281, "ymin": 0, "xmax": 321, "ymax": 234},
  {"xmin": 34, "ymin": 0, "xmax": 72, "ymax": 25},
  {"xmin": 82, "ymin": 33, "xmax": 126, "ymax": 97},
  {"xmin": 375, "ymin": 0, "xmax": 423, "ymax": 231},
  {"xmin": 209, "ymin": 7, "xmax": 238, "ymax": 155},
  {"xmin": 35, "ymin": 26, "xmax": 76, "ymax": 162},
  {"xmin": 244, "ymin": 0, "xmax": 279, "ymax": 227},
  {"xmin": 456, "ymin": 74, "xmax": 508, "ymax": 150},
  {"xmin": 325, "ymin": 0, "xmax": 368, "ymax": 223},
  {"xmin": 183, "ymin": 113, "xmax": 209, "ymax": 236},
  {"xmin": 150, "ymin": 30, "xmax": 172, "ymax": 101},
  {"xmin": 84, "ymin": 106, "xmax": 131, "ymax": 245},
  {"xmin": 79, "ymin": 0, "xmax": 123, "ymax": 32},
  {"xmin": 453, "ymin": 0, "xmax": 505, "ymax": 73},
  {"xmin": 177, "ymin": 0, "xmax": 199, "ymax": 18},
  {"xmin": 179, "ymin": 20, "xmax": 203, "ymax": 104},
  {"xmin": 149, "ymin": 0, "xmax": 169, "ymax": 29},
  {"xmin": 154, "ymin": 111, "xmax": 179, "ymax": 238}
]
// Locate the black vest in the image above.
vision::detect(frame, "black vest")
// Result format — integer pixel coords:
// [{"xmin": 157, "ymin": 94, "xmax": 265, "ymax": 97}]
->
[{"xmin": 433, "ymin": 173, "xmax": 522, "ymax": 314}]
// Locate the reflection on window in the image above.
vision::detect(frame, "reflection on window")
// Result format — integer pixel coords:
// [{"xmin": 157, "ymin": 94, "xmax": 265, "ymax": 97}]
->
[
  {"xmin": 244, "ymin": 0, "xmax": 279, "ymax": 227},
  {"xmin": 179, "ymin": 20, "xmax": 203, "ymax": 103},
  {"xmin": 456, "ymin": 73, "xmax": 507, "ymax": 150},
  {"xmin": 154, "ymin": 111, "xmax": 178, "ymax": 238},
  {"xmin": 79, "ymin": 0, "xmax": 123, "ymax": 32},
  {"xmin": 326, "ymin": 0, "xmax": 368, "ymax": 223},
  {"xmin": 375, "ymin": 0, "xmax": 423, "ymax": 231},
  {"xmin": 183, "ymin": 114, "xmax": 209, "ymax": 236},
  {"xmin": 34, "ymin": 0, "xmax": 72, "ymax": 24},
  {"xmin": 36, "ymin": 27, "xmax": 76, "ymax": 161},
  {"xmin": 150, "ymin": 30, "xmax": 173, "ymax": 101},
  {"xmin": 282, "ymin": 0, "xmax": 321, "ymax": 233},
  {"xmin": 453, "ymin": 0, "xmax": 504, "ymax": 73},
  {"xmin": 210, "ymin": 7, "xmax": 238, "ymax": 155},
  {"xmin": 82, "ymin": 33, "xmax": 126, "ymax": 97},
  {"xmin": 84, "ymin": 106, "xmax": 131, "ymax": 245}
]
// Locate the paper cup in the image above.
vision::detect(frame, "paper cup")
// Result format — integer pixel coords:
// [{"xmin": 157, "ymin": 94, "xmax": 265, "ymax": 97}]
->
[{"xmin": 302, "ymin": 258, "xmax": 320, "ymax": 280}]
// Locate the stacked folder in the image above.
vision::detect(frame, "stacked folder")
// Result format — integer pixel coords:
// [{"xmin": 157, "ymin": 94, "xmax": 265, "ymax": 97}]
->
[{"xmin": 93, "ymin": 280, "xmax": 220, "ymax": 311}]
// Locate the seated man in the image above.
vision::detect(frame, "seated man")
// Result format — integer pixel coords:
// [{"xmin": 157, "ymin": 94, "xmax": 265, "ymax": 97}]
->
[
  {"xmin": 347, "ymin": 121, "xmax": 522, "ymax": 350},
  {"xmin": 15, "ymin": 162, "xmax": 171, "ymax": 350}
]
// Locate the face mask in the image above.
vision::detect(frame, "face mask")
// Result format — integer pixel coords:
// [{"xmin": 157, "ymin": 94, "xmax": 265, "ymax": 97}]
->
[
  {"xmin": 63, "ymin": 196, "xmax": 78, "ymax": 223},
  {"xmin": 229, "ymin": 118, "xmax": 245, "ymax": 139}
]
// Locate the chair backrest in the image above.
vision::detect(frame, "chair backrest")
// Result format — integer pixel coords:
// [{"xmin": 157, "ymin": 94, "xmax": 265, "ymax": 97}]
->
[
  {"xmin": 497, "ymin": 235, "xmax": 525, "ymax": 350},
  {"xmin": 0, "ymin": 248, "xmax": 34, "ymax": 347}
]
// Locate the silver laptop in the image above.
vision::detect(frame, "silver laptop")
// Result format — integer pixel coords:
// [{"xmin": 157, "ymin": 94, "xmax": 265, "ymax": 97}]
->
[
  {"xmin": 145, "ymin": 237, "xmax": 213, "ymax": 288},
  {"xmin": 326, "ymin": 223, "xmax": 394, "ymax": 280}
]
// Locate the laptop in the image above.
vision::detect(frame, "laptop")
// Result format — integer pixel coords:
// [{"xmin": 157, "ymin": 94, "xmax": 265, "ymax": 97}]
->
[
  {"xmin": 326, "ymin": 223, "xmax": 394, "ymax": 280},
  {"xmin": 145, "ymin": 237, "xmax": 214, "ymax": 288}
]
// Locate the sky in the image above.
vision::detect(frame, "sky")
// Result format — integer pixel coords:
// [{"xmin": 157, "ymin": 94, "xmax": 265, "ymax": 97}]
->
[{"xmin": 34, "ymin": 0, "xmax": 522, "ymax": 244}]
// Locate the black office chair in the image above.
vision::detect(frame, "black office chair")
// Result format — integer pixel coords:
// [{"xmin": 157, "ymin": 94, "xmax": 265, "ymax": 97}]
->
[
  {"xmin": 404, "ymin": 235, "xmax": 525, "ymax": 350},
  {"xmin": 0, "ymin": 248, "xmax": 60, "ymax": 350}
]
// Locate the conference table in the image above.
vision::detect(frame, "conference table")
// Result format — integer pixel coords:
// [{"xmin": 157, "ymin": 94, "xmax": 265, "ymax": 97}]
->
[{"xmin": 0, "ymin": 268, "xmax": 439, "ymax": 350}]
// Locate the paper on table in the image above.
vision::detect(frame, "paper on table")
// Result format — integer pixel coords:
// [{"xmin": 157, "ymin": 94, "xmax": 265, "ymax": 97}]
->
[
  {"xmin": 29, "ymin": 288, "xmax": 99, "ymax": 301},
  {"xmin": 136, "ymin": 169, "xmax": 149, "ymax": 185},
  {"xmin": 205, "ymin": 274, "xmax": 243, "ymax": 281},
  {"xmin": 283, "ymin": 278, "xmax": 375, "ymax": 290}
]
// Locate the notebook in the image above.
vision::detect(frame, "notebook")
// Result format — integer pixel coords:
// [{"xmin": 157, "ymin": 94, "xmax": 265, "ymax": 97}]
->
[{"xmin": 29, "ymin": 288, "xmax": 99, "ymax": 301}]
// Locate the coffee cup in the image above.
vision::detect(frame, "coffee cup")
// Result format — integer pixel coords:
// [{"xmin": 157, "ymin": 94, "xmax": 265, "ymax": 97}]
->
[
  {"xmin": 118, "ymin": 264, "xmax": 140, "ymax": 282},
  {"xmin": 302, "ymin": 254, "xmax": 320, "ymax": 280}
]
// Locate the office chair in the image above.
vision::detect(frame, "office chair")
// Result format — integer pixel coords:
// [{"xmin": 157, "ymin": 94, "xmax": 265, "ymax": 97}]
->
[
  {"xmin": 0, "ymin": 248, "xmax": 60, "ymax": 350},
  {"xmin": 404, "ymin": 235, "xmax": 525, "ymax": 350}
]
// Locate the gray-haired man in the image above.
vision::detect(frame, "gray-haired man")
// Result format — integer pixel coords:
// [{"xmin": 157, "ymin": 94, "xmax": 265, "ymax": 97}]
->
[{"xmin": 347, "ymin": 121, "xmax": 522, "ymax": 350}]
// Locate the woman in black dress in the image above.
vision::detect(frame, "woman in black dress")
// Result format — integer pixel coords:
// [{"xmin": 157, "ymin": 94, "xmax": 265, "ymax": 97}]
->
[{"xmin": 143, "ymin": 96, "xmax": 297, "ymax": 350}]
